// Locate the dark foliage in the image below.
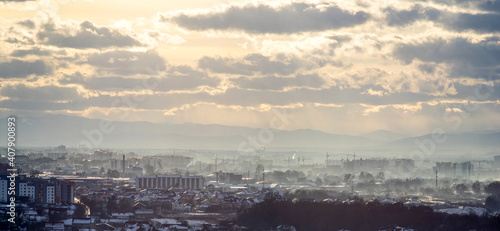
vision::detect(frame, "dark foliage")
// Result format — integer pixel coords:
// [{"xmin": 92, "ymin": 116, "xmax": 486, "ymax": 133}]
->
[
  {"xmin": 237, "ymin": 199, "xmax": 500, "ymax": 231},
  {"xmin": 485, "ymin": 182, "xmax": 500, "ymax": 197},
  {"xmin": 486, "ymin": 195, "xmax": 500, "ymax": 211},
  {"xmin": 73, "ymin": 203, "xmax": 87, "ymax": 218},
  {"xmin": 285, "ymin": 189, "xmax": 329, "ymax": 201},
  {"xmin": 473, "ymin": 181, "xmax": 481, "ymax": 194},
  {"xmin": 485, "ymin": 182, "xmax": 500, "ymax": 212}
]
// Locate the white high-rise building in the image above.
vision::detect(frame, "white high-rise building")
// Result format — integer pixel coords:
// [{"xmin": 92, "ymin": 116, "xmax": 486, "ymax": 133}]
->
[
  {"xmin": 0, "ymin": 180, "xmax": 7, "ymax": 203},
  {"xmin": 46, "ymin": 186, "xmax": 55, "ymax": 203},
  {"xmin": 19, "ymin": 182, "xmax": 35, "ymax": 202}
]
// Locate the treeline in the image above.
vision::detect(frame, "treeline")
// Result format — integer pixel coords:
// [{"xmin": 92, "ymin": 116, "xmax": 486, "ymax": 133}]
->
[
  {"xmin": 236, "ymin": 199, "xmax": 500, "ymax": 231},
  {"xmin": 485, "ymin": 182, "xmax": 500, "ymax": 211}
]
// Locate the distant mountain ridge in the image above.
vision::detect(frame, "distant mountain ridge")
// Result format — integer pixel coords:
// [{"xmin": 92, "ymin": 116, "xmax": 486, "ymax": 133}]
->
[
  {"xmin": 361, "ymin": 130, "xmax": 409, "ymax": 142},
  {"xmin": 0, "ymin": 114, "xmax": 498, "ymax": 155},
  {"xmin": 384, "ymin": 131, "xmax": 500, "ymax": 154}
]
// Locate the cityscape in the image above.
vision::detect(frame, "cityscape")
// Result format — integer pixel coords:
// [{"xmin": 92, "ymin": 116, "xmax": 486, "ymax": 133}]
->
[
  {"xmin": 1, "ymin": 0, "xmax": 500, "ymax": 230},
  {"xmin": 1, "ymin": 145, "xmax": 500, "ymax": 230}
]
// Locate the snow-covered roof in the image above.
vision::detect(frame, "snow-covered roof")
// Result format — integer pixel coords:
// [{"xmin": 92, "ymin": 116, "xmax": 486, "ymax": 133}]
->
[
  {"xmin": 73, "ymin": 218, "xmax": 92, "ymax": 224},
  {"xmin": 111, "ymin": 212, "xmax": 134, "ymax": 216},
  {"xmin": 438, "ymin": 206, "xmax": 487, "ymax": 216},
  {"xmin": 150, "ymin": 218, "xmax": 179, "ymax": 225},
  {"xmin": 135, "ymin": 209, "xmax": 154, "ymax": 214}
]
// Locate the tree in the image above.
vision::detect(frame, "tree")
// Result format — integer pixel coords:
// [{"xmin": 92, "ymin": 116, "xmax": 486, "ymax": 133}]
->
[
  {"xmin": 73, "ymin": 203, "xmax": 87, "ymax": 218},
  {"xmin": 485, "ymin": 181, "xmax": 500, "ymax": 197},
  {"xmin": 236, "ymin": 198, "xmax": 499, "ymax": 231},
  {"xmin": 118, "ymin": 199, "xmax": 133, "ymax": 212},
  {"xmin": 358, "ymin": 172, "xmax": 374, "ymax": 183},
  {"xmin": 315, "ymin": 177, "xmax": 323, "ymax": 186},
  {"xmin": 271, "ymin": 171, "xmax": 288, "ymax": 183},
  {"xmin": 455, "ymin": 184, "xmax": 468, "ymax": 195},
  {"xmin": 376, "ymin": 172, "xmax": 385, "ymax": 181},
  {"xmin": 107, "ymin": 170, "xmax": 120, "ymax": 178},
  {"xmin": 30, "ymin": 170, "xmax": 42, "ymax": 178},
  {"xmin": 484, "ymin": 182, "xmax": 500, "ymax": 212},
  {"xmin": 255, "ymin": 164, "xmax": 264, "ymax": 178},
  {"xmin": 485, "ymin": 196, "xmax": 500, "ymax": 211},
  {"xmin": 106, "ymin": 196, "xmax": 117, "ymax": 214},
  {"xmin": 472, "ymin": 181, "xmax": 481, "ymax": 194},
  {"xmin": 422, "ymin": 187, "xmax": 435, "ymax": 195},
  {"xmin": 206, "ymin": 205, "xmax": 222, "ymax": 213},
  {"xmin": 343, "ymin": 174, "xmax": 353, "ymax": 184}
]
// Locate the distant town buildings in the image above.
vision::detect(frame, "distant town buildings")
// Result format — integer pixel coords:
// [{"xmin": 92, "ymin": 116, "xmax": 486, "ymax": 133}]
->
[
  {"xmin": 436, "ymin": 162, "xmax": 455, "ymax": 176},
  {"xmin": 435, "ymin": 162, "xmax": 474, "ymax": 179},
  {"xmin": 136, "ymin": 175, "xmax": 204, "ymax": 190},
  {"xmin": 395, "ymin": 159, "xmax": 415, "ymax": 172},
  {"xmin": 494, "ymin": 155, "xmax": 500, "ymax": 169},
  {"xmin": 454, "ymin": 162, "xmax": 473, "ymax": 179},
  {"xmin": 342, "ymin": 158, "xmax": 390, "ymax": 172}
]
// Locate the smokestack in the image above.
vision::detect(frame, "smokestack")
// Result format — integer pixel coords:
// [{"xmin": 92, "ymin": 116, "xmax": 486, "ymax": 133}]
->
[
  {"xmin": 122, "ymin": 155, "xmax": 125, "ymax": 174},
  {"xmin": 435, "ymin": 170, "xmax": 438, "ymax": 188}
]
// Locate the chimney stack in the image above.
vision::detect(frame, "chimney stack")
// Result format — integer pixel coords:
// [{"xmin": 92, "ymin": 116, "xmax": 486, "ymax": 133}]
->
[{"xmin": 122, "ymin": 155, "xmax": 125, "ymax": 174}]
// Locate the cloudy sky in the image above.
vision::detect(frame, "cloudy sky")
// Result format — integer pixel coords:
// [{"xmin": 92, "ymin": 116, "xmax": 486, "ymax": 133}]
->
[{"xmin": 1, "ymin": 0, "xmax": 500, "ymax": 136}]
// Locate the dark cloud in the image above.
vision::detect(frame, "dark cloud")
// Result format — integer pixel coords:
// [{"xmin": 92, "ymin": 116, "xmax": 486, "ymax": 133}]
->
[
  {"xmin": 385, "ymin": 5, "xmax": 500, "ymax": 33},
  {"xmin": 59, "ymin": 67, "xmax": 220, "ymax": 91},
  {"xmin": 394, "ymin": 37, "xmax": 500, "ymax": 79},
  {"xmin": 198, "ymin": 53, "xmax": 326, "ymax": 75},
  {"xmin": 11, "ymin": 47, "xmax": 53, "ymax": 57},
  {"xmin": 17, "ymin": 19, "xmax": 35, "ymax": 29},
  {"xmin": 328, "ymin": 35, "xmax": 352, "ymax": 46},
  {"xmin": 416, "ymin": 0, "xmax": 500, "ymax": 13},
  {"xmin": 2, "ymin": 79, "xmax": 495, "ymax": 112},
  {"xmin": 168, "ymin": 3, "xmax": 369, "ymax": 34},
  {"xmin": 85, "ymin": 50, "xmax": 167, "ymax": 75},
  {"xmin": 206, "ymin": 87, "xmax": 436, "ymax": 108},
  {"xmin": 446, "ymin": 12, "xmax": 500, "ymax": 33},
  {"xmin": 477, "ymin": 0, "xmax": 500, "ymax": 12},
  {"xmin": 0, "ymin": 85, "xmax": 433, "ymax": 112},
  {"xmin": 0, "ymin": 60, "xmax": 51, "ymax": 78},
  {"xmin": 0, "ymin": 84, "xmax": 80, "ymax": 102},
  {"xmin": 4, "ymin": 37, "xmax": 34, "ymax": 45},
  {"xmin": 418, "ymin": 63, "xmax": 436, "ymax": 74},
  {"xmin": 37, "ymin": 21, "xmax": 141, "ymax": 49},
  {"xmin": 384, "ymin": 5, "xmax": 439, "ymax": 26},
  {"xmin": 232, "ymin": 74, "xmax": 326, "ymax": 90},
  {"xmin": 413, "ymin": 0, "xmax": 472, "ymax": 6}
]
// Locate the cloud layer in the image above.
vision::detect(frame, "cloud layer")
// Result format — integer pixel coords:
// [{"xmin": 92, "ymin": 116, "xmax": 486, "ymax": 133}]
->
[
  {"xmin": 169, "ymin": 3, "xmax": 369, "ymax": 34},
  {"xmin": 0, "ymin": 0, "xmax": 499, "ymax": 136},
  {"xmin": 37, "ymin": 21, "xmax": 142, "ymax": 49}
]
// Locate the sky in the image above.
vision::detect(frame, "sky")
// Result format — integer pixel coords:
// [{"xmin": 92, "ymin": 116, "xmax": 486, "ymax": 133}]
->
[{"xmin": 0, "ymin": 0, "xmax": 500, "ymax": 136}]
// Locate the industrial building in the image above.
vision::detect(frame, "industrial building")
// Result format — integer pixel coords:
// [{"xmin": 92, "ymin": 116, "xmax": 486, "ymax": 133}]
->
[{"xmin": 135, "ymin": 175, "xmax": 204, "ymax": 190}]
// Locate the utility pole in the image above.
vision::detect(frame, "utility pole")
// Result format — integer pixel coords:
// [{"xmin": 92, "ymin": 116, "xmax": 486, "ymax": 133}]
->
[
  {"xmin": 122, "ymin": 155, "xmax": 125, "ymax": 174},
  {"xmin": 435, "ymin": 170, "xmax": 438, "ymax": 188},
  {"xmin": 262, "ymin": 172, "xmax": 265, "ymax": 190},
  {"xmin": 215, "ymin": 154, "xmax": 218, "ymax": 173}
]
